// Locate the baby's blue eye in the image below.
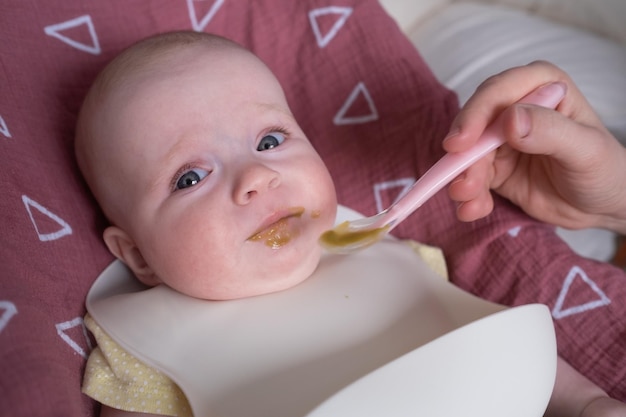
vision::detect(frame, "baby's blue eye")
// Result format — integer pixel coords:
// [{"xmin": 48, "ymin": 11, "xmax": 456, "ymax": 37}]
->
[
  {"xmin": 257, "ymin": 132, "xmax": 285, "ymax": 151},
  {"xmin": 175, "ymin": 168, "xmax": 210, "ymax": 190}
]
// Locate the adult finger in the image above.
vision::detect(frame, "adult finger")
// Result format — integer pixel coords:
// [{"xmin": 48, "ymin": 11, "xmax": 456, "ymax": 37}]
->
[
  {"xmin": 501, "ymin": 103, "xmax": 609, "ymax": 170},
  {"xmin": 443, "ymin": 61, "xmax": 571, "ymax": 153}
]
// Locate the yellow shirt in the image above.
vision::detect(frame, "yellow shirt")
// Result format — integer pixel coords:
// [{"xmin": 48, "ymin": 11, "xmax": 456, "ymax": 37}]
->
[{"xmin": 83, "ymin": 314, "xmax": 193, "ymax": 416}]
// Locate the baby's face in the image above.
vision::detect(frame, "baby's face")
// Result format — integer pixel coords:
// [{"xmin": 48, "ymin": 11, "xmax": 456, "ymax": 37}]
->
[{"xmin": 96, "ymin": 45, "xmax": 337, "ymax": 300}]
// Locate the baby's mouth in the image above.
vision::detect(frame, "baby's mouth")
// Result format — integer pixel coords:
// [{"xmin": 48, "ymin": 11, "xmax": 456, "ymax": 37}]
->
[{"xmin": 248, "ymin": 207, "xmax": 305, "ymax": 249}]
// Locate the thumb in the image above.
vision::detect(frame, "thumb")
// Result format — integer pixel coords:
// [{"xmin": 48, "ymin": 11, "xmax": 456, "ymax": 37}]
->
[{"xmin": 503, "ymin": 103, "xmax": 599, "ymax": 166}]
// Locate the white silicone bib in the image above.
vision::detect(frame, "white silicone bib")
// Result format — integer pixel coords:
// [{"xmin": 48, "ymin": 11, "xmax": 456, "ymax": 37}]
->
[{"xmin": 87, "ymin": 206, "xmax": 556, "ymax": 417}]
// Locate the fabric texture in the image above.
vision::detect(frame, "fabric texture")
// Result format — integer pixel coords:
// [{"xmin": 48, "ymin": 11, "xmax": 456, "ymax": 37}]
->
[
  {"xmin": 1, "ymin": 0, "xmax": 625, "ymax": 415},
  {"xmin": 0, "ymin": 1, "xmax": 455, "ymax": 414},
  {"xmin": 485, "ymin": 0, "xmax": 626, "ymax": 43},
  {"xmin": 83, "ymin": 315, "xmax": 192, "ymax": 417},
  {"xmin": 410, "ymin": 2, "xmax": 626, "ymax": 144}
]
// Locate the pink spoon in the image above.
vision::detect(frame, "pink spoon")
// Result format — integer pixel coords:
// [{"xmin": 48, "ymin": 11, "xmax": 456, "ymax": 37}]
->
[{"xmin": 320, "ymin": 82, "xmax": 566, "ymax": 253}]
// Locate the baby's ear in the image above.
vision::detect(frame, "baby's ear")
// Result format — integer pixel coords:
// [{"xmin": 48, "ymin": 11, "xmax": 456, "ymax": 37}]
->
[{"xmin": 102, "ymin": 226, "xmax": 161, "ymax": 287}]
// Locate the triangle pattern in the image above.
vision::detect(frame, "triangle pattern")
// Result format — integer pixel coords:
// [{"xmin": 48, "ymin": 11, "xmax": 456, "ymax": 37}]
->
[
  {"xmin": 308, "ymin": 6, "xmax": 353, "ymax": 48},
  {"xmin": 56, "ymin": 317, "xmax": 92, "ymax": 359},
  {"xmin": 0, "ymin": 115, "xmax": 11, "ymax": 138},
  {"xmin": 507, "ymin": 226, "xmax": 522, "ymax": 237},
  {"xmin": 334, "ymin": 82, "xmax": 378, "ymax": 126},
  {"xmin": 187, "ymin": 0, "xmax": 225, "ymax": 32},
  {"xmin": 552, "ymin": 265, "xmax": 611, "ymax": 319},
  {"xmin": 22, "ymin": 195, "xmax": 73, "ymax": 241},
  {"xmin": 373, "ymin": 178, "xmax": 415, "ymax": 212},
  {"xmin": 0, "ymin": 301, "xmax": 17, "ymax": 334},
  {"xmin": 43, "ymin": 15, "xmax": 101, "ymax": 55}
]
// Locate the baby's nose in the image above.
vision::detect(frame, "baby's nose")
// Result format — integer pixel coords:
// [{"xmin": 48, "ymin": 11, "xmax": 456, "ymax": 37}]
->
[{"xmin": 233, "ymin": 163, "xmax": 281, "ymax": 205}]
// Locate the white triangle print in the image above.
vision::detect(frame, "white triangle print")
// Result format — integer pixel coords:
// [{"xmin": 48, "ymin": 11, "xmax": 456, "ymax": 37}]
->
[
  {"xmin": 43, "ymin": 15, "xmax": 101, "ymax": 55},
  {"xmin": 0, "ymin": 115, "xmax": 11, "ymax": 138},
  {"xmin": 373, "ymin": 178, "xmax": 415, "ymax": 212},
  {"xmin": 22, "ymin": 195, "xmax": 73, "ymax": 241},
  {"xmin": 0, "ymin": 301, "xmax": 17, "ymax": 334},
  {"xmin": 308, "ymin": 6, "xmax": 352, "ymax": 48},
  {"xmin": 552, "ymin": 265, "xmax": 611, "ymax": 319},
  {"xmin": 507, "ymin": 226, "xmax": 522, "ymax": 237},
  {"xmin": 187, "ymin": 0, "xmax": 225, "ymax": 32},
  {"xmin": 56, "ymin": 317, "xmax": 92, "ymax": 359},
  {"xmin": 333, "ymin": 82, "xmax": 379, "ymax": 126}
]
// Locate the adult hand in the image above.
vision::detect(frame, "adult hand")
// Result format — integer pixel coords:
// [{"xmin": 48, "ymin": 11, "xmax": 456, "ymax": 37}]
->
[{"xmin": 444, "ymin": 61, "xmax": 626, "ymax": 234}]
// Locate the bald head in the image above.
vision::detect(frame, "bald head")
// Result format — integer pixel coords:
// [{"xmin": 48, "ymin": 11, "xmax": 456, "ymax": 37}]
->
[{"xmin": 75, "ymin": 32, "xmax": 254, "ymax": 226}]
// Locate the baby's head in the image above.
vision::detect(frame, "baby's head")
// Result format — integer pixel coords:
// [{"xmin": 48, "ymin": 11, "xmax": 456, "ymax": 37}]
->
[{"xmin": 75, "ymin": 31, "xmax": 337, "ymax": 300}]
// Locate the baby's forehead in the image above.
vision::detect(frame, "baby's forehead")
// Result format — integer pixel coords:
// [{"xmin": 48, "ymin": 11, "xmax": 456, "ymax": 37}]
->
[
  {"xmin": 128, "ymin": 38, "xmax": 248, "ymax": 74},
  {"xmin": 97, "ymin": 36, "xmax": 239, "ymax": 90}
]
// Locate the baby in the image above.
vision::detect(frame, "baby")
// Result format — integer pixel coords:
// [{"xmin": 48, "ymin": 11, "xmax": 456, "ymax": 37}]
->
[
  {"xmin": 75, "ymin": 32, "xmax": 337, "ymax": 302},
  {"xmin": 75, "ymin": 31, "xmax": 619, "ymax": 417}
]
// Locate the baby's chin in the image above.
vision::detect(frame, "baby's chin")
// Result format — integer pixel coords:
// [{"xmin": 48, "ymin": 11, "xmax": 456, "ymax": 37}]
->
[
  {"xmin": 205, "ymin": 252, "xmax": 322, "ymax": 301},
  {"xmin": 199, "ymin": 277, "xmax": 309, "ymax": 301}
]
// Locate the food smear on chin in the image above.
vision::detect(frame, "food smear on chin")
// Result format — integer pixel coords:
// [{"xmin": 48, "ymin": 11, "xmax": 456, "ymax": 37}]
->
[{"xmin": 249, "ymin": 208, "xmax": 305, "ymax": 249}]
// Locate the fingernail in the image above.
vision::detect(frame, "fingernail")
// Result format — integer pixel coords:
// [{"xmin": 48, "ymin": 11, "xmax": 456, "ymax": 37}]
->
[
  {"xmin": 537, "ymin": 81, "xmax": 567, "ymax": 102},
  {"xmin": 514, "ymin": 105, "xmax": 531, "ymax": 138},
  {"xmin": 443, "ymin": 126, "xmax": 460, "ymax": 144},
  {"xmin": 450, "ymin": 172, "xmax": 466, "ymax": 185}
]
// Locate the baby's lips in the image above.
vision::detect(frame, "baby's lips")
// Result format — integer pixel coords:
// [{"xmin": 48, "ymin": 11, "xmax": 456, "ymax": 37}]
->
[
  {"xmin": 248, "ymin": 216, "xmax": 302, "ymax": 249},
  {"xmin": 248, "ymin": 206, "xmax": 305, "ymax": 246}
]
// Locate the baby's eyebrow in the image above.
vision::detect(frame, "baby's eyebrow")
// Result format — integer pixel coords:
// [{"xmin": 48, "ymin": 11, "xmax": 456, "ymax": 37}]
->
[{"xmin": 254, "ymin": 102, "xmax": 294, "ymax": 119}]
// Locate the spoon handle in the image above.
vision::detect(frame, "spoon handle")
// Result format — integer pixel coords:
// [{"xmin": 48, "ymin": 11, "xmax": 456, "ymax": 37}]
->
[{"xmin": 382, "ymin": 82, "xmax": 567, "ymax": 230}]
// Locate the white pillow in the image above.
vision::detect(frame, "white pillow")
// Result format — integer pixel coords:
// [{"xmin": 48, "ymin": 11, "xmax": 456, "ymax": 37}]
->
[
  {"xmin": 473, "ymin": 0, "xmax": 626, "ymax": 44},
  {"xmin": 409, "ymin": 2, "xmax": 626, "ymax": 145},
  {"xmin": 378, "ymin": 0, "xmax": 451, "ymax": 33}
]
